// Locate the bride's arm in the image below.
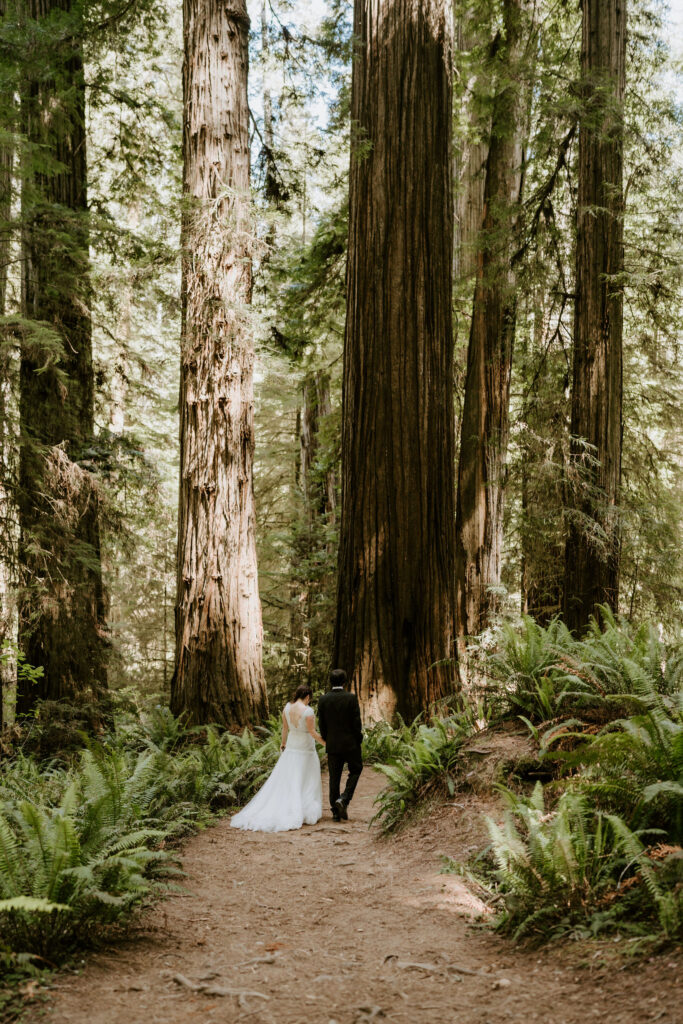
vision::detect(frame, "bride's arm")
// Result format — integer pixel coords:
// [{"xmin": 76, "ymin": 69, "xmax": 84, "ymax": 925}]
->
[
  {"xmin": 281, "ymin": 707, "xmax": 289, "ymax": 751},
  {"xmin": 305, "ymin": 713, "xmax": 325, "ymax": 746}
]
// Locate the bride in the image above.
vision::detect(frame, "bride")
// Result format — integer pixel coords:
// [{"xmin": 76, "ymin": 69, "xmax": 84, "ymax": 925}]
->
[{"xmin": 230, "ymin": 685, "xmax": 325, "ymax": 833}]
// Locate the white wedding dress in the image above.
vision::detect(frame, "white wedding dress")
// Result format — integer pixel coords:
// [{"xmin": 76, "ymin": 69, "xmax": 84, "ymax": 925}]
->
[{"xmin": 230, "ymin": 703, "xmax": 323, "ymax": 833}]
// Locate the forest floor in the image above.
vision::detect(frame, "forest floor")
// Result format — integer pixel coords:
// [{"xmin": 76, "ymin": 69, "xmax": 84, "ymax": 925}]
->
[{"xmin": 38, "ymin": 769, "xmax": 681, "ymax": 1024}]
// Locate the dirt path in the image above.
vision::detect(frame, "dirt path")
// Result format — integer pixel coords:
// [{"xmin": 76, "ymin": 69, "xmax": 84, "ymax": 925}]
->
[{"xmin": 43, "ymin": 771, "xmax": 680, "ymax": 1024}]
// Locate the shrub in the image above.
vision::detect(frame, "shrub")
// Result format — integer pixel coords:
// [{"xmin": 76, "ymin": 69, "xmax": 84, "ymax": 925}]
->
[
  {"xmin": 563, "ymin": 676, "xmax": 683, "ymax": 842},
  {"xmin": 371, "ymin": 714, "xmax": 474, "ymax": 833},
  {"xmin": 361, "ymin": 718, "xmax": 412, "ymax": 766},
  {"xmin": 0, "ymin": 794, "xmax": 176, "ymax": 957},
  {"xmin": 0, "ymin": 709, "xmax": 284, "ymax": 959},
  {"xmin": 474, "ymin": 782, "xmax": 682, "ymax": 943},
  {"xmin": 487, "ymin": 608, "xmax": 680, "ymax": 728},
  {"xmin": 482, "ymin": 783, "xmax": 619, "ymax": 940}
]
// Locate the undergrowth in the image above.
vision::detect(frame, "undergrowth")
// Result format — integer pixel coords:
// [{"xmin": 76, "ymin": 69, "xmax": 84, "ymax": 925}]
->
[
  {"xmin": 467, "ymin": 782, "xmax": 682, "ymax": 943},
  {"xmin": 0, "ymin": 706, "xmax": 282, "ymax": 965},
  {"xmin": 374, "ymin": 612, "xmax": 683, "ymax": 946},
  {"xmin": 2, "ymin": 608, "xmax": 681, "ymax": 974},
  {"xmin": 369, "ymin": 709, "xmax": 480, "ymax": 832},
  {"xmin": 486, "ymin": 607, "xmax": 680, "ymax": 730}
]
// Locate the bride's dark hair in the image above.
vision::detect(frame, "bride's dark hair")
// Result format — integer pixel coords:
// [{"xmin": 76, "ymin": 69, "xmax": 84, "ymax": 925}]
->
[{"xmin": 292, "ymin": 684, "xmax": 313, "ymax": 702}]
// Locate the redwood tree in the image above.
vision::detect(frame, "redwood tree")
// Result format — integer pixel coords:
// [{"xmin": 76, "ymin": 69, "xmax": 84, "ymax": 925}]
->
[
  {"xmin": 291, "ymin": 369, "xmax": 337, "ymax": 682},
  {"xmin": 454, "ymin": 4, "xmax": 491, "ymax": 286},
  {"xmin": 171, "ymin": 0, "xmax": 268, "ymax": 726},
  {"xmin": 564, "ymin": 0, "xmax": 626, "ymax": 631},
  {"xmin": 0, "ymin": 0, "xmax": 14, "ymax": 726},
  {"xmin": 333, "ymin": 0, "xmax": 458, "ymax": 722},
  {"xmin": 454, "ymin": 0, "xmax": 529, "ymax": 640},
  {"xmin": 17, "ymin": 0, "xmax": 107, "ymax": 713}
]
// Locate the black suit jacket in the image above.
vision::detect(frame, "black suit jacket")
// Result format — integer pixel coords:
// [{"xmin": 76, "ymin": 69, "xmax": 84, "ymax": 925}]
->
[{"xmin": 318, "ymin": 688, "xmax": 363, "ymax": 756}]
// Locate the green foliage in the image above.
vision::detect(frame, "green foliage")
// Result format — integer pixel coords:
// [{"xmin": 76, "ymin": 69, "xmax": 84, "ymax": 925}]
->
[
  {"xmin": 0, "ymin": 789, "xmax": 175, "ymax": 957},
  {"xmin": 371, "ymin": 714, "xmax": 475, "ymax": 833},
  {"xmin": 361, "ymin": 718, "xmax": 413, "ymax": 767},
  {"xmin": 487, "ymin": 608, "xmax": 678, "ymax": 727},
  {"xmin": 486, "ymin": 616, "xmax": 575, "ymax": 722},
  {"xmin": 369, "ymin": 611, "xmax": 683, "ymax": 945},
  {"xmin": 563, "ymin": 673, "xmax": 683, "ymax": 842},
  {"xmin": 0, "ymin": 707, "xmax": 282, "ymax": 959},
  {"xmin": 484, "ymin": 784, "xmax": 617, "ymax": 940},
  {"xmin": 440, "ymin": 642, "xmax": 683, "ymax": 945},
  {"xmin": 0, "ymin": 949, "xmax": 50, "ymax": 1024},
  {"xmin": 0, "ymin": 641, "xmax": 44, "ymax": 692},
  {"xmin": 477, "ymin": 783, "xmax": 682, "ymax": 943}
]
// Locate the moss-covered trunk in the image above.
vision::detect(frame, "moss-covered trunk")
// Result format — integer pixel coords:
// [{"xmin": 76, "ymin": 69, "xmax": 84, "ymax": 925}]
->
[{"xmin": 17, "ymin": 0, "xmax": 108, "ymax": 715}]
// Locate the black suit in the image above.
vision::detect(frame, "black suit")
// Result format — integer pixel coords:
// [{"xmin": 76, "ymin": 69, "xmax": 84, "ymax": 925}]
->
[{"xmin": 318, "ymin": 687, "xmax": 364, "ymax": 811}]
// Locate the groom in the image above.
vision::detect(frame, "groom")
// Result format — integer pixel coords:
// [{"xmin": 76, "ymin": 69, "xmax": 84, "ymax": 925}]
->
[{"xmin": 318, "ymin": 668, "xmax": 363, "ymax": 822}]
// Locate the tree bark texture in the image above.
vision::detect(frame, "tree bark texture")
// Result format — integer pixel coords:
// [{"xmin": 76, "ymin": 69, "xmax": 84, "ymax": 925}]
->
[
  {"xmin": 520, "ymin": 299, "xmax": 566, "ymax": 625},
  {"xmin": 333, "ymin": 0, "xmax": 458, "ymax": 722},
  {"xmin": 454, "ymin": 6, "xmax": 490, "ymax": 285},
  {"xmin": 564, "ymin": 0, "xmax": 625, "ymax": 630},
  {"xmin": 454, "ymin": 0, "xmax": 529, "ymax": 640},
  {"xmin": 292, "ymin": 370, "xmax": 336, "ymax": 681},
  {"xmin": 260, "ymin": 0, "xmax": 278, "ymax": 206},
  {"xmin": 171, "ymin": 0, "xmax": 268, "ymax": 727},
  {"xmin": 0, "ymin": 45, "xmax": 14, "ymax": 725},
  {"xmin": 17, "ymin": 0, "xmax": 107, "ymax": 714}
]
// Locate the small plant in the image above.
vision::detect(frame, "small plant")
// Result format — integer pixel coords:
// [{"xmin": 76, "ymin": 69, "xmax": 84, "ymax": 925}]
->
[
  {"xmin": 0, "ymin": 793, "xmax": 176, "ymax": 957},
  {"xmin": 487, "ymin": 609, "xmax": 680, "ymax": 729},
  {"xmin": 0, "ymin": 948, "xmax": 50, "ymax": 1023},
  {"xmin": 0, "ymin": 707, "xmax": 285, "ymax": 960},
  {"xmin": 361, "ymin": 717, "xmax": 412, "ymax": 765},
  {"xmin": 0, "ymin": 641, "xmax": 44, "ymax": 693},
  {"xmin": 565, "ymin": 678, "xmax": 683, "ymax": 842},
  {"xmin": 483, "ymin": 783, "xmax": 618, "ymax": 940},
  {"xmin": 474, "ymin": 781, "xmax": 683, "ymax": 943},
  {"xmin": 371, "ymin": 714, "xmax": 474, "ymax": 833}
]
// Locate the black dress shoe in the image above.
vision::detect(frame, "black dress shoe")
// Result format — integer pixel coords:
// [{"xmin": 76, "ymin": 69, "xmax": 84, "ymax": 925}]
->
[
  {"xmin": 334, "ymin": 798, "xmax": 348, "ymax": 821},
  {"xmin": 332, "ymin": 810, "xmax": 341, "ymax": 822}
]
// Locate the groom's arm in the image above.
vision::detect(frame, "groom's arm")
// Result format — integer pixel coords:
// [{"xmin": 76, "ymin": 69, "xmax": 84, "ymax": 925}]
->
[
  {"xmin": 352, "ymin": 694, "xmax": 363, "ymax": 746},
  {"xmin": 318, "ymin": 697, "xmax": 328, "ymax": 741}
]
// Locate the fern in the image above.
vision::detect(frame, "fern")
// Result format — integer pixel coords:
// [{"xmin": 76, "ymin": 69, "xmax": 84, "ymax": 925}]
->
[
  {"xmin": 0, "ymin": 706, "xmax": 286, "ymax": 958},
  {"xmin": 487, "ymin": 609, "xmax": 681, "ymax": 729},
  {"xmin": 473, "ymin": 782, "xmax": 682, "ymax": 942},
  {"xmin": 371, "ymin": 714, "xmax": 474, "ymax": 832},
  {"xmin": 557, "ymin": 678, "xmax": 683, "ymax": 841}
]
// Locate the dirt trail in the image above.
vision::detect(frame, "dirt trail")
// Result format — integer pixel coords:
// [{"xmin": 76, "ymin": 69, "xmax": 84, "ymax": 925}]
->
[{"xmin": 43, "ymin": 771, "xmax": 680, "ymax": 1024}]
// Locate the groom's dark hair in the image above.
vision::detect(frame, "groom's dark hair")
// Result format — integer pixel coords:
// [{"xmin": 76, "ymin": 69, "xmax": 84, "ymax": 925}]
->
[{"xmin": 329, "ymin": 668, "xmax": 347, "ymax": 688}]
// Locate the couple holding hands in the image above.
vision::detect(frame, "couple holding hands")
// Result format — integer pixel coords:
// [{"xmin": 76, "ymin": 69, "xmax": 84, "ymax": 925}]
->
[{"xmin": 230, "ymin": 669, "xmax": 363, "ymax": 833}]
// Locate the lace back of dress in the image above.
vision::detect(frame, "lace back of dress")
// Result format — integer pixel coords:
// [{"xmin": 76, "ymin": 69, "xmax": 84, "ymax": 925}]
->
[{"xmin": 286, "ymin": 702, "xmax": 307, "ymax": 730}]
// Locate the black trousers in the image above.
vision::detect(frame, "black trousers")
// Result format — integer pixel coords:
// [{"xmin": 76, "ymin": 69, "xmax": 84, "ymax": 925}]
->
[{"xmin": 327, "ymin": 747, "xmax": 363, "ymax": 809}]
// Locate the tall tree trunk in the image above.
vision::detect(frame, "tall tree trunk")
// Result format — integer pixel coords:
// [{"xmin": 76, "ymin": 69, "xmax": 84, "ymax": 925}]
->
[
  {"xmin": 454, "ymin": 0, "xmax": 529, "ymax": 641},
  {"xmin": 17, "ymin": 0, "xmax": 107, "ymax": 714},
  {"xmin": 564, "ymin": 0, "xmax": 625, "ymax": 630},
  {"xmin": 171, "ymin": 0, "xmax": 268, "ymax": 727},
  {"xmin": 454, "ymin": 5, "xmax": 491, "ymax": 285},
  {"xmin": 260, "ymin": 0, "xmax": 277, "ymax": 205},
  {"xmin": 333, "ymin": 0, "xmax": 458, "ymax": 722},
  {"xmin": 293, "ymin": 369, "xmax": 336, "ymax": 681},
  {"xmin": 520, "ymin": 293, "xmax": 566, "ymax": 624},
  {"xmin": 0, "ymin": 21, "xmax": 15, "ymax": 727}
]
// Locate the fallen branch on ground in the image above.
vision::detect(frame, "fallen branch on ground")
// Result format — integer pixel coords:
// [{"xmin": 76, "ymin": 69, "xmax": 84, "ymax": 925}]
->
[{"xmin": 172, "ymin": 973, "xmax": 270, "ymax": 1005}]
